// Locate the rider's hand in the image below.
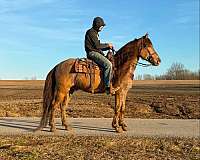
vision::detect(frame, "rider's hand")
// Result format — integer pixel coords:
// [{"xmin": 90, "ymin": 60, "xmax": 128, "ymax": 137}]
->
[
  {"xmin": 100, "ymin": 51, "xmax": 105, "ymax": 56},
  {"xmin": 108, "ymin": 43, "xmax": 113, "ymax": 49}
]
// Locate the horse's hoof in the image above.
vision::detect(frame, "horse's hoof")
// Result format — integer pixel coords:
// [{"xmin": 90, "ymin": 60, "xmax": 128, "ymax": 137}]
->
[
  {"xmin": 120, "ymin": 123, "xmax": 128, "ymax": 131},
  {"xmin": 115, "ymin": 127, "xmax": 123, "ymax": 133},
  {"xmin": 122, "ymin": 125, "xmax": 128, "ymax": 131},
  {"xmin": 50, "ymin": 127, "xmax": 56, "ymax": 132},
  {"xmin": 112, "ymin": 121, "xmax": 117, "ymax": 128},
  {"xmin": 65, "ymin": 125, "xmax": 73, "ymax": 131},
  {"xmin": 33, "ymin": 127, "xmax": 42, "ymax": 133}
]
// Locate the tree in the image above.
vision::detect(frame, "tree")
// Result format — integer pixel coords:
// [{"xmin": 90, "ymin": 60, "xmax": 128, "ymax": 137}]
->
[
  {"xmin": 135, "ymin": 74, "xmax": 143, "ymax": 80},
  {"xmin": 166, "ymin": 62, "xmax": 185, "ymax": 80},
  {"xmin": 155, "ymin": 62, "xmax": 199, "ymax": 80},
  {"xmin": 31, "ymin": 76, "xmax": 37, "ymax": 80},
  {"xmin": 143, "ymin": 74, "xmax": 155, "ymax": 80}
]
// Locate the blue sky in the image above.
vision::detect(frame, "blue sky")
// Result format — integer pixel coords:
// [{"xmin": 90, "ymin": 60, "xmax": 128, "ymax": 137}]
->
[{"xmin": 0, "ymin": 0, "xmax": 199, "ymax": 79}]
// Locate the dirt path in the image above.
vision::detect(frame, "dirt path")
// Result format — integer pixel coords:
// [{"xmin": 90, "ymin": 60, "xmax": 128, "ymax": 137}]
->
[{"xmin": 0, "ymin": 117, "xmax": 199, "ymax": 137}]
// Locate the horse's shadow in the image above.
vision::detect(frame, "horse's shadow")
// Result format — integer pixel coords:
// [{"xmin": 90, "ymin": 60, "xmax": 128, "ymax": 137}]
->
[
  {"xmin": 0, "ymin": 118, "xmax": 40, "ymax": 132},
  {"xmin": 0, "ymin": 118, "xmax": 115, "ymax": 133},
  {"xmin": 59, "ymin": 124, "xmax": 115, "ymax": 133}
]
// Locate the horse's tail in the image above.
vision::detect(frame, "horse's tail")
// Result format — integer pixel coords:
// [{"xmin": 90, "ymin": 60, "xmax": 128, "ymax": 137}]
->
[{"xmin": 35, "ymin": 67, "xmax": 56, "ymax": 131}]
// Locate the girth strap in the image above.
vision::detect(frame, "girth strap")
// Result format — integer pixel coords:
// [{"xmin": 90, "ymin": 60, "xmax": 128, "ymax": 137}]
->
[{"xmin": 74, "ymin": 58, "xmax": 98, "ymax": 93}]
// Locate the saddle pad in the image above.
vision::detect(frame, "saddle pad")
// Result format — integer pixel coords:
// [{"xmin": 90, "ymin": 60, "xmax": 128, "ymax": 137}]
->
[{"xmin": 74, "ymin": 58, "xmax": 100, "ymax": 74}]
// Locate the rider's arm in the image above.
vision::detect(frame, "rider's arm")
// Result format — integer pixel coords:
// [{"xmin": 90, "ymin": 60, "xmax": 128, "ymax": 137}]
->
[{"xmin": 89, "ymin": 30, "xmax": 110, "ymax": 51}]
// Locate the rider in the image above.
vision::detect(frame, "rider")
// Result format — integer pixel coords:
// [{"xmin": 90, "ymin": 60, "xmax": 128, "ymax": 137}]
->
[{"xmin": 85, "ymin": 16, "xmax": 119, "ymax": 95}]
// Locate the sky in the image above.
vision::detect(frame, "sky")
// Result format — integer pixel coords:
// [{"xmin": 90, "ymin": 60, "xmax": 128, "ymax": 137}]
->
[{"xmin": 0, "ymin": 0, "xmax": 199, "ymax": 80}]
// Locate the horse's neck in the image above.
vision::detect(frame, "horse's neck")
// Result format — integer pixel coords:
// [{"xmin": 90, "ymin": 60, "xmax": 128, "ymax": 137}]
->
[
  {"xmin": 113, "ymin": 42, "xmax": 139, "ymax": 85},
  {"xmin": 114, "ymin": 43, "xmax": 139, "ymax": 72}
]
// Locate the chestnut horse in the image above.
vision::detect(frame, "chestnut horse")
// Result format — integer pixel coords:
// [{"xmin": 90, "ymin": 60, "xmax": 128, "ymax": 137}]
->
[{"xmin": 36, "ymin": 33, "xmax": 161, "ymax": 133}]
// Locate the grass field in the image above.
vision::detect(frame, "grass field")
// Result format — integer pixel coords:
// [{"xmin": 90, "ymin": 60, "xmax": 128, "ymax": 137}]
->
[
  {"xmin": 0, "ymin": 80, "xmax": 199, "ymax": 160},
  {"xmin": 0, "ymin": 80, "xmax": 199, "ymax": 119},
  {"xmin": 0, "ymin": 135, "xmax": 199, "ymax": 160}
]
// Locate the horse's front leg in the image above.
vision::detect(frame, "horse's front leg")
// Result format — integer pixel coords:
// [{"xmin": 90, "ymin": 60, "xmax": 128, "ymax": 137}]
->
[
  {"xmin": 112, "ymin": 93, "xmax": 123, "ymax": 133},
  {"xmin": 60, "ymin": 93, "xmax": 72, "ymax": 131},
  {"xmin": 119, "ymin": 90, "xmax": 128, "ymax": 131}
]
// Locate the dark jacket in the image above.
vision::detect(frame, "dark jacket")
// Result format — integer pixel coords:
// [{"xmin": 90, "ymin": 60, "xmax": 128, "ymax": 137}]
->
[
  {"xmin": 85, "ymin": 17, "xmax": 110, "ymax": 57},
  {"xmin": 85, "ymin": 28, "xmax": 110, "ymax": 57}
]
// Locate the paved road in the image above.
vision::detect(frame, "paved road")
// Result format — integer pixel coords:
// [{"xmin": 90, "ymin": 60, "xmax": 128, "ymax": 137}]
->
[{"xmin": 0, "ymin": 117, "xmax": 199, "ymax": 137}]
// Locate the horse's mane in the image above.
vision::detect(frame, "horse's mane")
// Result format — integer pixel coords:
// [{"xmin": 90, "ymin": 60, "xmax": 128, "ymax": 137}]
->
[
  {"xmin": 114, "ymin": 38, "xmax": 139, "ymax": 68},
  {"xmin": 116, "ymin": 39, "xmax": 137, "ymax": 55}
]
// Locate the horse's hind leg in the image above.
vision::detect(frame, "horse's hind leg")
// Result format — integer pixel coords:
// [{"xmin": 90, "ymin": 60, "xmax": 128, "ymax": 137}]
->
[
  {"xmin": 49, "ymin": 91, "xmax": 65, "ymax": 132},
  {"xmin": 60, "ymin": 92, "xmax": 71, "ymax": 131},
  {"xmin": 49, "ymin": 106, "xmax": 56, "ymax": 132}
]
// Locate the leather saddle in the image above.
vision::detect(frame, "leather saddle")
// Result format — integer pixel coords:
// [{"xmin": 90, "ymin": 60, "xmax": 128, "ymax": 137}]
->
[
  {"xmin": 74, "ymin": 58, "xmax": 101, "ymax": 74},
  {"xmin": 73, "ymin": 51, "xmax": 115, "ymax": 93}
]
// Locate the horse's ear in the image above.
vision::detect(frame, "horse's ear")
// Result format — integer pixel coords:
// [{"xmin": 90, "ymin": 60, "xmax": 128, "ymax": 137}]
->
[{"xmin": 144, "ymin": 32, "xmax": 149, "ymax": 38}]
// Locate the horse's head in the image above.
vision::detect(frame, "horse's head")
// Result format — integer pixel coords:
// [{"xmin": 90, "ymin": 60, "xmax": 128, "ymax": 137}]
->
[{"xmin": 138, "ymin": 33, "xmax": 161, "ymax": 66}]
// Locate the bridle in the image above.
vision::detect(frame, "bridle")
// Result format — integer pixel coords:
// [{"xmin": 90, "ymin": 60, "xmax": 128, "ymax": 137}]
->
[
  {"xmin": 111, "ymin": 38, "xmax": 158, "ymax": 67},
  {"xmin": 137, "ymin": 38, "xmax": 157, "ymax": 67}
]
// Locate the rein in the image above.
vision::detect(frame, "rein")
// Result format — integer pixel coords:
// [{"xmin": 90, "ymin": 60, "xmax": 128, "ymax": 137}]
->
[
  {"xmin": 112, "ymin": 48, "xmax": 152, "ymax": 68},
  {"xmin": 137, "ymin": 62, "xmax": 152, "ymax": 67}
]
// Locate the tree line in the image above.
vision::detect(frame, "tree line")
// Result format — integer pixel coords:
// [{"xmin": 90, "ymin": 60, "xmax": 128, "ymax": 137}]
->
[{"xmin": 135, "ymin": 62, "xmax": 200, "ymax": 80}]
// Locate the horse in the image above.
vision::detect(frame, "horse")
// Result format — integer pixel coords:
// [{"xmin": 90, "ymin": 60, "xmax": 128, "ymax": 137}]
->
[{"xmin": 35, "ymin": 33, "xmax": 161, "ymax": 133}]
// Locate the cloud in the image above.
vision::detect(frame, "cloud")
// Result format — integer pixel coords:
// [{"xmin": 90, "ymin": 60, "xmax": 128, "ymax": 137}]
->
[
  {"xmin": 175, "ymin": 16, "xmax": 190, "ymax": 25},
  {"xmin": 0, "ymin": 0, "xmax": 85, "ymax": 17},
  {"xmin": 0, "ymin": 0, "xmax": 88, "ymax": 56},
  {"xmin": 0, "ymin": 19, "xmax": 84, "ymax": 56},
  {"xmin": 0, "ymin": 0, "xmax": 48, "ymax": 14},
  {"xmin": 174, "ymin": 1, "xmax": 199, "ymax": 25}
]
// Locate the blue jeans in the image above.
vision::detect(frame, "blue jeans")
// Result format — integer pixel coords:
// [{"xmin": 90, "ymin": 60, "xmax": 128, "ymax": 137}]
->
[{"xmin": 87, "ymin": 51, "xmax": 112, "ymax": 87}]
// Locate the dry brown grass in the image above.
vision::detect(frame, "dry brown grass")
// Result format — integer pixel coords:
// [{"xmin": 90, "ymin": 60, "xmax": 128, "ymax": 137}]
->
[
  {"xmin": 0, "ymin": 80, "xmax": 199, "ymax": 119},
  {"xmin": 134, "ymin": 80, "xmax": 200, "ymax": 85},
  {"xmin": 0, "ymin": 80, "xmax": 199, "ymax": 85},
  {"xmin": 0, "ymin": 80, "xmax": 44, "ymax": 86},
  {"xmin": 0, "ymin": 135, "xmax": 199, "ymax": 160},
  {"xmin": 0, "ymin": 80, "xmax": 199, "ymax": 160}
]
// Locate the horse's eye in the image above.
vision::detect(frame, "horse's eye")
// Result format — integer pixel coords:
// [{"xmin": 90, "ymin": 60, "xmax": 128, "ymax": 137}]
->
[{"xmin": 144, "ymin": 44, "xmax": 147, "ymax": 48}]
